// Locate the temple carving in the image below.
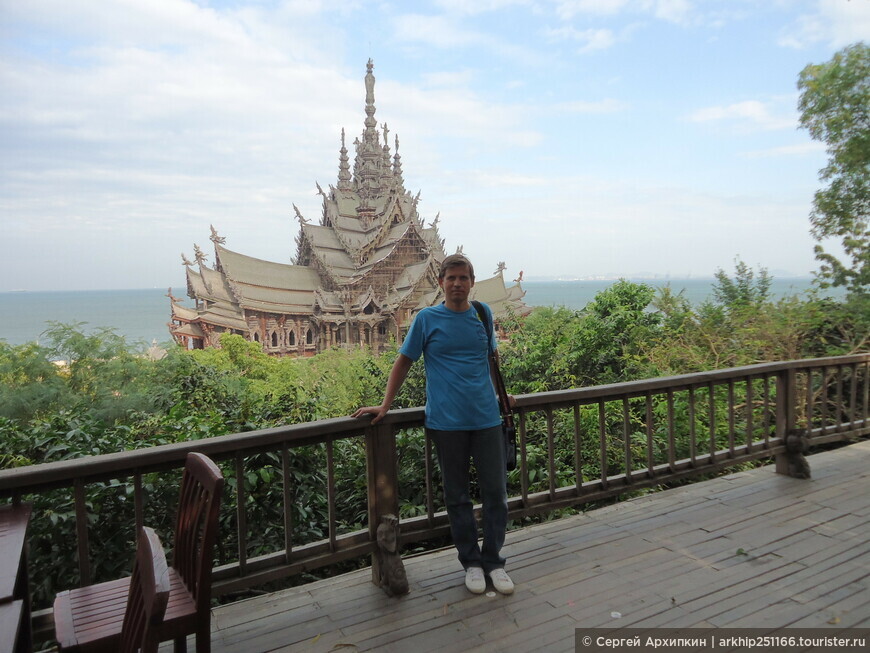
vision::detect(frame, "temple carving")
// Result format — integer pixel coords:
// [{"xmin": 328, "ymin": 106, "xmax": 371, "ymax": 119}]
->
[{"xmin": 169, "ymin": 60, "xmax": 529, "ymax": 355}]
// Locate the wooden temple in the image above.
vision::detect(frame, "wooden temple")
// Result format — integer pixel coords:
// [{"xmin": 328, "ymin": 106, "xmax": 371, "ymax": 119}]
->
[{"xmin": 169, "ymin": 60, "xmax": 530, "ymax": 355}]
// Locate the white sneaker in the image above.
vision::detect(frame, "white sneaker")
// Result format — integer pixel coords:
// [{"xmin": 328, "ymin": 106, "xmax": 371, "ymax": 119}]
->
[
  {"xmin": 488, "ymin": 568, "xmax": 514, "ymax": 595},
  {"xmin": 465, "ymin": 566, "xmax": 486, "ymax": 594}
]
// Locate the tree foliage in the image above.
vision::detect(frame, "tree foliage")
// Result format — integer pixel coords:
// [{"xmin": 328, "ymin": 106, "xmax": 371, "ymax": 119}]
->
[
  {"xmin": 798, "ymin": 42, "xmax": 870, "ymax": 296},
  {"xmin": 501, "ymin": 280, "xmax": 659, "ymax": 392},
  {"xmin": 712, "ymin": 259, "xmax": 771, "ymax": 310},
  {"xmin": 1, "ymin": 271, "xmax": 867, "ymax": 609}
]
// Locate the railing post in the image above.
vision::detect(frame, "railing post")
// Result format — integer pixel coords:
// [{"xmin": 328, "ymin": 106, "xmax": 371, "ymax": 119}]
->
[
  {"xmin": 775, "ymin": 368, "xmax": 810, "ymax": 478},
  {"xmin": 73, "ymin": 480, "xmax": 91, "ymax": 586},
  {"xmin": 365, "ymin": 421, "xmax": 408, "ymax": 596}
]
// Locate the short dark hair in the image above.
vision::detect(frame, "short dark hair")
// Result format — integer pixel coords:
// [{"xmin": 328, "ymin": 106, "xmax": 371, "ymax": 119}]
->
[{"xmin": 438, "ymin": 254, "xmax": 475, "ymax": 280}]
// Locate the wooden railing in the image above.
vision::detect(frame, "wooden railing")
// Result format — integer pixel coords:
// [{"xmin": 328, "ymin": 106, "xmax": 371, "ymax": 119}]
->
[{"xmin": 0, "ymin": 354, "xmax": 867, "ymax": 625}]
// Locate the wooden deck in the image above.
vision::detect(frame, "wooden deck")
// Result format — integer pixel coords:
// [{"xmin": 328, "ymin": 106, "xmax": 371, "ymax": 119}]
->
[{"xmin": 178, "ymin": 440, "xmax": 870, "ymax": 652}]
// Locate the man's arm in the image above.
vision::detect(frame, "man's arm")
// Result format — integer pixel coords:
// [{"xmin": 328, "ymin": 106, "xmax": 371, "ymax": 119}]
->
[{"xmin": 352, "ymin": 354, "xmax": 415, "ymax": 424}]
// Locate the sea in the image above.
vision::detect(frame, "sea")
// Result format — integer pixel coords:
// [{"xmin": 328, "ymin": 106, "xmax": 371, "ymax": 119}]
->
[{"xmin": 0, "ymin": 278, "xmax": 841, "ymax": 349}]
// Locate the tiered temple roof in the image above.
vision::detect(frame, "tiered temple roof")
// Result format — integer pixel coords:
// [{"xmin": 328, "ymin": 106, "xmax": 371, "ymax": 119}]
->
[{"xmin": 169, "ymin": 60, "xmax": 529, "ymax": 355}]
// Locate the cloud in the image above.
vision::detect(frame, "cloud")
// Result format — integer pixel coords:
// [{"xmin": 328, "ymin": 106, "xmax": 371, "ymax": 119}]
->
[
  {"xmin": 0, "ymin": 2, "xmax": 547, "ymax": 288},
  {"xmin": 650, "ymin": 0, "xmax": 692, "ymax": 25},
  {"xmin": 553, "ymin": 0, "xmax": 631, "ymax": 19},
  {"xmin": 779, "ymin": 0, "xmax": 870, "ymax": 49},
  {"xmin": 466, "ymin": 171, "xmax": 551, "ymax": 188},
  {"xmin": 420, "ymin": 70, "xmax": 478, "ymax": 88},
  {"xmin": 552, "ymin": 0, "xmax": 693, "ymax": 24},
  {"xmin": 392, "ymin": 13, "xmax": 486, "ymax": 48},
  {"xmin": 688, "ymin": 100, "xmax": 796, "ymax": 131},
  {"xmin": 3, "ymin": 0, "xmax": 248, "ymax": 50},
  {"xmin": 391, "ymin": 12, "xmax": 545, "ymax": 63},
  {"xmin": 545, "ymin": 25, "xmax": 618, "ymax": 52},
  {"xmin": 380, "ymin": 73, "xmax": 542, "ymax": 151},
  {"xmin": 433, "ymin": 0, "xmax": 535, "ymax": 15},
  {"xmin": 0, "ymin": 0, "xmax": 839, "ymax": 291},
  {"xmin": 555, "ymin": 98, "xmax": 628, "ymax": 113},
  {"xmin": 429, "ymin": 170, "xmax": 822, "ymax": 280}
]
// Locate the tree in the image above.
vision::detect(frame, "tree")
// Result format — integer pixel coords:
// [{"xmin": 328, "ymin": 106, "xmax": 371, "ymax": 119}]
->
[
  {"xmin": 711, "ymin": 259, "xmax": 772, "ymax": 311},
  {"xmin": 797, "ymin": 42, "xmax": 869, "ymax": 296},
  {"xmin": 501, "ymin": 281, "xmax": 661, "ymax": 391}
]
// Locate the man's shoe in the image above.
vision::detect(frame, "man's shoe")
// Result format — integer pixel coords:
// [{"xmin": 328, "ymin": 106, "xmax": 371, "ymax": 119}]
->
[
  {"xmin": 488, "ymin": 568, "xmax": 514, "ymax": 595},
  {"xmin": 465, "ymin": 566, "xmax": 486, "ymax": 594}
]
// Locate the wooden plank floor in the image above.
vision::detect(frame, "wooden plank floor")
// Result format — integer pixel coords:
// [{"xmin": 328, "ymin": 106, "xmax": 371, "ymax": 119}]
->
[{"xmin": 177, "ymin": 440, "xmax": 870, "ymax": 652}]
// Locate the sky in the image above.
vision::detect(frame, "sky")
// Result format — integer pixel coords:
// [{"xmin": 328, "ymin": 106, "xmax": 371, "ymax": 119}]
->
[{"xmin": 1, "ymin": 0, "xmax": 868, "ymax": 291}]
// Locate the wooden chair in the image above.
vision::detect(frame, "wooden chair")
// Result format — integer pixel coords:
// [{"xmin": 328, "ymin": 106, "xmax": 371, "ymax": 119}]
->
[
  {"xmin": 54, "ymin": 452, "xmax": 224, "ymax": 653},
  {"xmin": 119, "ymin": 527, "xmax": 170, "ymax": 653}
]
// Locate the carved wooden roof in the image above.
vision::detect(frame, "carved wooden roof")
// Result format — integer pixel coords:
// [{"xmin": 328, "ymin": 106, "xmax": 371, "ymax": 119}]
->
[{"xmin": 171, "ymin": 60, "xmax": 529, "ymax": 341}]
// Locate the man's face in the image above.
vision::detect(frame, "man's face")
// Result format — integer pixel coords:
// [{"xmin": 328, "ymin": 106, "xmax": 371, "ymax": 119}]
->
[{"xmin": 439, "ymin": 264, "xmax": 474, "ymax": 304}]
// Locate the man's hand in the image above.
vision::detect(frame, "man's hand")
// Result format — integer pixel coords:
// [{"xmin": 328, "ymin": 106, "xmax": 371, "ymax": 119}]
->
[
  {"xmin": 351, "ymin": 354, "xmax": 413, "ymax": 425},
  {"xmin": 352, "ymin": 405, "xmax": 389, "ymax": 424}
]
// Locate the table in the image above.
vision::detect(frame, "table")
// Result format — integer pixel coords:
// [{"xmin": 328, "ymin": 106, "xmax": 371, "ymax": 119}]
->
[{"xmin": 0, "ymin": 503, "xmax": 32, "ymax": 653}]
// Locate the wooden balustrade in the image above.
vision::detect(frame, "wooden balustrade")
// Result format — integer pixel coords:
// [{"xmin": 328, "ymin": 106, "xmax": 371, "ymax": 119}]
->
[{"xmin": 0, "ymin": 354, "xmax": 867, "ymax": 634}]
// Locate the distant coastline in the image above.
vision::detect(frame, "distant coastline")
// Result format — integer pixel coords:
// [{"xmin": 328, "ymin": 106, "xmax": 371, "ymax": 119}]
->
[
  {"xmin": 0, "ymin": 275, "xmax": 817, "ymax": 294},
  {"xmin": 523, "ymin": 274, "xmax": 814, "ymax": 283},
  {"xmin": 0, "ymin": 278, "xmax": 842, "ymax": 349}
]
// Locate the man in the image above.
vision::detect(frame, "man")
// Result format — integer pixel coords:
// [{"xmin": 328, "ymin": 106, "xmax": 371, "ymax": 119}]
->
[{"xmin": 352, "ymin": 254, "xmax": 515, "ymax": 595}]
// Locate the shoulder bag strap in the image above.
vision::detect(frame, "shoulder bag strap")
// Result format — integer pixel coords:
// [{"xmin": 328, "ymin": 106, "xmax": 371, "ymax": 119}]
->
[{"xmin": 471, "ymin": 301, "xmax": 514, "ymax": 427}]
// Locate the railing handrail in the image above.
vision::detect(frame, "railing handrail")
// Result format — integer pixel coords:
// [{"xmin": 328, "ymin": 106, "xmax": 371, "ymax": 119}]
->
[
  {"xmin": 0, "ymin": 414, "xmax": 390, "ymax": 496},
  {"xmin": 3, "ymin": 353, "xmax": 866, "ymax": 497},
  {"xmin": 3, "ymin": 351, "xmax": 868, "ymax": 633},
  {"xmin": 522, "ymin": 353, "xmax": 870, "ymax": 404}
]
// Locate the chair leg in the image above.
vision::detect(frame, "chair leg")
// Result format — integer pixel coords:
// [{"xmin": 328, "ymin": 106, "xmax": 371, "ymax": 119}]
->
[
  {"xmin": 174, "ymin": 635, "xmax": 187, "ymax": 653},
  {"xmin": 196, "ymin": 623, "xmax": 211, "ymax": 653}
]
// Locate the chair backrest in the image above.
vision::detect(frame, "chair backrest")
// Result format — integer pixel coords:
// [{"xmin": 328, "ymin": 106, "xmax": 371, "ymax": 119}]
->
[
  {"xmin": 119, "ymin": 526, "xmax": 170, "ymax": 653},
  {"xmin": 173, "ymin": 452, "xmax": 224, "ymax": 613}
]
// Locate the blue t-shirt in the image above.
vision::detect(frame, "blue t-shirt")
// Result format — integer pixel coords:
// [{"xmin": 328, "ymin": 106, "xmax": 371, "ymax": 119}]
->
[{"xmin": 399, "ymin": 302, "xmax": 501, "ymax": 431}]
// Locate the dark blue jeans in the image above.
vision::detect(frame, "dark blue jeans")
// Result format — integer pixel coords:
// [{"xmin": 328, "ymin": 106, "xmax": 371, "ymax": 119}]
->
[{"xmin": 428, "ymin": 425, "xmax": 508, "ymax": 573}]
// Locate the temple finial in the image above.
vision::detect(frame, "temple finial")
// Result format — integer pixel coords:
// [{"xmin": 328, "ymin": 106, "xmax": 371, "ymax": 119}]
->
[
  {"xmin": 393, "ymin": 135, "xmax": 404, "ymax": 191},
  {"xmin": 364, "ymin": 59, "xmax": 376, "ymax": 133},
  {"xmin": 193, "ymin": 244, "xmax": 207, "ymax": 265},
  {"xmin": 209, "ymin": 224, "xmax": 225, "ymax": 244},
  {"xmin": 293, "ymin": 203, "xmax": 309, "ymax": 223},
  {"xmin": 381, "ymin": 122, "xmax": 393, "ymax": 189},
  {"xmin": 356, "ymin": 59, "xmax": 381, "ymax": 197},
  {"xmin": 338, "ymin": 127, "xmax": 352, "ymax": 190}
]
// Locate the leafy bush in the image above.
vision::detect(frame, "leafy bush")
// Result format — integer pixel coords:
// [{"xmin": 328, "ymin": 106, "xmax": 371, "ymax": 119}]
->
[{"xmin": 1, "ymin": 270, "xmax": 867, "ymax": 609}]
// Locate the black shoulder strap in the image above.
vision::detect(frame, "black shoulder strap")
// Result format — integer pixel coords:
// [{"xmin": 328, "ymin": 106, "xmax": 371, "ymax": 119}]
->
[
  {"xmin": 471, "ymin": 301, "xmax": 512, "ymax": 423},
  {"xmin": 471, "ymin": 300, "xmax": 493, "ymax": 351}
]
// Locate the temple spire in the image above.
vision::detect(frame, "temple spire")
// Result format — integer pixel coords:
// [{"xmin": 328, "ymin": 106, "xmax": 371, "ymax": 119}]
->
[
  {"xmin": 363, "ymin": 58, "xmax": 377, "ymax": 142},
  {"xmin": 355, "ymin": 59, "xmax": 383, "ymax": 198},
  {"xmin": 381, "ymin": 122, "xmax": 393, "ymax": 190},
  {"xmin": 393, "ymin": 135, "xmax": 405, "ymax": 192},
  {"xmin": 338, "ymin": 128, "xmax": 351, "ymax": 191}
]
